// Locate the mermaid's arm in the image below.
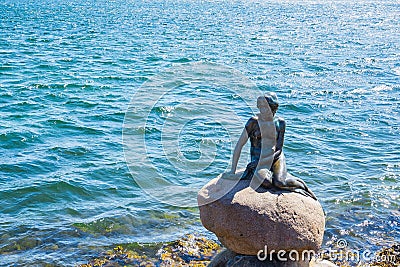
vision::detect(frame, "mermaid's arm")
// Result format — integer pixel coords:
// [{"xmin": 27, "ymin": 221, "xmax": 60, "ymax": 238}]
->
[
  {"xmin": 230, "ymin": 128, "xmax": 248, "ymax": 174},
  {"xmin": 274, "ymin": 118, "xmax": 286, "ymax": 159}
]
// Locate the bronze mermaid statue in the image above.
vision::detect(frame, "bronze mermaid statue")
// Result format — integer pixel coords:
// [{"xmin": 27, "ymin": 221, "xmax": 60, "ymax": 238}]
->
[{"xmin": 228, "ymin": 92, "xmax": 317, "ymax": 200}]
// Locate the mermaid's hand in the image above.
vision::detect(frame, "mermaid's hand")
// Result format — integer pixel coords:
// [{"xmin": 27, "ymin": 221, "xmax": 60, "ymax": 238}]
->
[
  {"xmin": 249, "ymin": 168, "xmax": 273, "ymax": 189},
  {"xmin": 221, "ymin": 171, "xmax": 239, "ymax": 180}
]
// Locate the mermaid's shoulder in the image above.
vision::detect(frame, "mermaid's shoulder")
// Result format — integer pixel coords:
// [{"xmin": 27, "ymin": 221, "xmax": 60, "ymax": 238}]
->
[
  {"xmin": 274, "ymin": 117, "xmax": 286, "ymax": 130},
  {"xmin": 245, "ymin": 116, "xmax": 258, "ymax": 132},
  {"xmin": 246, "ymin": 116, "xmax": 258, "ymax": 125}
]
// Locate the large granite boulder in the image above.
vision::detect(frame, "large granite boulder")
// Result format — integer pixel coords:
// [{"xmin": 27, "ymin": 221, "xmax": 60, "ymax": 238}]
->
[{"xmin": 198, "ymin": 174, "xmax": 325, "ymax": 256}]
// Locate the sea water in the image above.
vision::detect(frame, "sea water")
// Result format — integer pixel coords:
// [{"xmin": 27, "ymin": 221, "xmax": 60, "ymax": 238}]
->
[{"xmin": 0, "ymin": 0, "xmax": 399, "ymax": 265}]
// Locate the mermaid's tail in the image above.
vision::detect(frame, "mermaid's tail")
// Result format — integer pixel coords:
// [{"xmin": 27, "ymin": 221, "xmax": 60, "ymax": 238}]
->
[{"xmin": 274, "ymin": 173, "xmax": 317, "ymax": 200}]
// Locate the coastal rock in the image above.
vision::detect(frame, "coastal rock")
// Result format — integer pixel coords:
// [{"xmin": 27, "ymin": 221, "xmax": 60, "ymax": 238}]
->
[
  {"xmin": 208, "ymin": 249, "xmax": 337, "ymax": 267},
  {"xmin": 198, "ymin": 175, "xmax": 325, "ymax": 255},
  {"xmin": 208, "ymin": 249, "xmax": 309, "ymax": 267}
]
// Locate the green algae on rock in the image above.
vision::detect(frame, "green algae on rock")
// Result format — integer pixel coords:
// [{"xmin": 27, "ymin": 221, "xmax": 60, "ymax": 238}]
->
[
  {"xmin": 78, "ymin": 234, "xmax": 221, "ymax": 267},
  {"xmin": 366, "ymin": 244, "xmax": 400, "ymax": 267}
]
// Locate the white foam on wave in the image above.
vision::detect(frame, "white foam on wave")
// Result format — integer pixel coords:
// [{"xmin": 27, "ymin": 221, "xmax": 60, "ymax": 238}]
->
[
  {"xmin": 393, "ymin": 67, "xmax": 400, "ymax": 76},
  {"xmin": 349, "ymin": 85, "xmax": 393, "ymax": 94},
  {"xmin": 371, "ymin": 85, "xmax": 393, "ymax": 92},
  {"xmin": 349, "ymin": 88, "xmax": 368, "ymax": 94}
]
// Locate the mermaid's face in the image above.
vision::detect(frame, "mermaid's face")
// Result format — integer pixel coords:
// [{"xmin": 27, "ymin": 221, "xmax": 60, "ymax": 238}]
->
[{"xmin": 257, "ymin": 96, "xmax": 270, "ymax": 115}]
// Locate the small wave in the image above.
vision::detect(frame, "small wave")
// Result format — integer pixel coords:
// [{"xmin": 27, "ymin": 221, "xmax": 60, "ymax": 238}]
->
[
  {"xmin": 58, "ymin": 57, "xmax": 74, "ymax": 62},
  {"xmin": 49, "ymin": 146, "xmax": 90, "ymax": 157},
  {"xmin": 96, "ymin": 75, "xmax": 131, "ymax": 81},
  {"xmin": 145, "ymin": 56, "xmax": 164, "ymax": 62},
  {"xmin": 0, "ymin": 131, "xmax": 41, "ymax": 149},
  {"xmin": 89, "ymin": 111, "xmax": 125, "ymax": 123},
  {"xmin": 284, "ymin": 103, "xmax": 316, "ymax": 114},
  {"xmin": 153, "ymin": 105, "xmax": 176, "ymax": 114},
  {"xmin": 32, "ymin": 83, "xmax": 82, "ymax": 90},
  {"xmin": 45, "ymin": 119, "xmax": 105, "ymax": 135},
  {"xmin": 0, "ymin": 158, "xmax": 61, "ymax": 183},
  {"xmin": 0, "ymin": 180, "xmax": 94, "ymax": 218},
  {"xmin": 36, "ymin": 63, "xmax": 57, "ymax": 70},
  {"xmin": 0, "ymin": 90, "xmax": 13, "ymax": 98},
  {"xmin": 170, "ymin": 57, "xmax": 191, "ymax": 63},
  {"xmin": 65, "ymin": 99, "xmax": 99, "ymax": 108},
  {"xmin": 0, "ymin": 64, "xmax": 14, "ymax": 71},
  {"xmin": 44, "ymin": 92, "xmax": 67, "ymax": 102},
  {"xmin": 134, "ymin": 126, "xmax": 161, "ymax": 134},
  {"xmin": 31, "ymin": 83, "xmax": 51, "ymax": 89},
  {"xmin": 72, "ymin": 209, "xmax": 196, "ymax": 238},
  {"xmin": 2, "ymin": 100, "xmax": 45, "ymax": 112}
]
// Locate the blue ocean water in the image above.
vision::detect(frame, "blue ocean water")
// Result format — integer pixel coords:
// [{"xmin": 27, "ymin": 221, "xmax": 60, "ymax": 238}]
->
[{"xmin": 1, "ymin": 0, "xmax": 399, "ymax": 265}]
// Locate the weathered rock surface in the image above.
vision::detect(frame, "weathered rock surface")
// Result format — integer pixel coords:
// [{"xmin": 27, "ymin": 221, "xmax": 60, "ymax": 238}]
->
[
  {"xmin": 198, "ymin": 175, "xmax": 325, "ymax": 255},
  {"xmin": 207, "ymin": 249, "xmax": 337, "ymax": 267},
  {"xmin": 208, "ymin": 249, "xmax": 310, "ymax": 267}
]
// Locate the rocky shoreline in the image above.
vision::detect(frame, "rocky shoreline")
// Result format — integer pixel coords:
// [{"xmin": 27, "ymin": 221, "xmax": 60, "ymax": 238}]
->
[
  {"xmin": 78, "ymin": 176, "xmax": 400, "ymax": 267},
  {"xmin": 78, "ymin": 234, "xmax": 222, "ymax": 267},
  {"xmin": 78, "ymin": 235, "xmax": 399, "ymax": 267}
]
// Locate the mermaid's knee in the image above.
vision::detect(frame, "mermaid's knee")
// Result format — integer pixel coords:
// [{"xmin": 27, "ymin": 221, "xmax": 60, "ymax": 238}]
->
[{"xmin": 273, "ymin": 179, "xmax": 286, "ymax": 188}]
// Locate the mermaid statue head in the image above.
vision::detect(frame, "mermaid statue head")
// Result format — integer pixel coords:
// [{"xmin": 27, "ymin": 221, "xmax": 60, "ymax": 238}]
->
[{"xmin": 264, "ymin": 92, "xmax": 279, "ymax": 115}]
